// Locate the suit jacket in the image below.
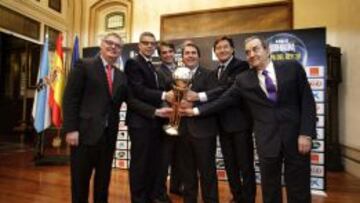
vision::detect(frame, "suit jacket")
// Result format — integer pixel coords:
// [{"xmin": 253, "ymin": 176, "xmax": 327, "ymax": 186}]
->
[
  {"xmin": 124, "ymin": 55, "xmax": 167, "ymax": 128},
  {"xmin": 179, "ymin": 67, "xmax": 218, "ymax": 138},
  {"xmin": 62, "ymin": 56, "xmax": 127, "ymax": 145},
  {"xmin": 156, "ymin": 63, "xmax": 174, "ymax": 90},
  {"xmin": 199, "ymin": 60, "xmax": 316, "ymax": 157},
  {"xmin": 205, "ymin": 57, "xmax": 252, "ymax": 133}
]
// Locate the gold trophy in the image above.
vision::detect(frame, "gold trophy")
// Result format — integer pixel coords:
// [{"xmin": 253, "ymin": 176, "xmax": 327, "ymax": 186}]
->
[{"xmin": 163, "ymin": 67, "xmax": 193, "ymax": 136}]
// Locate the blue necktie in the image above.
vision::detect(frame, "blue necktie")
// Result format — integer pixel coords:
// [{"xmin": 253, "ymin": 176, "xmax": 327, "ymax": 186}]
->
[{"xmin": 262, "ymin": 70, "xmax": 277, "ymax": 102}]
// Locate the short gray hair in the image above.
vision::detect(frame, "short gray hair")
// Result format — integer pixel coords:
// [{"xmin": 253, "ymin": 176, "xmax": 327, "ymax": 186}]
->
[
  {"xmin": 244, "ymin": 35, "xmax": 268, "ymax": 50},
  {"xmin": 103, "ymin": 32, "xmax": 122, "ymax": 42},
  {"xmin": 139, "ymin": 31, "xmax": 156, "ymax": 41}
]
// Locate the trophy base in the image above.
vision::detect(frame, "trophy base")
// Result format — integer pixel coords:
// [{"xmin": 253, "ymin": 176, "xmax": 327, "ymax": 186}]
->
[{"xmin": 163, "ymin": 125, "xmax": 180, "ymax": 136}]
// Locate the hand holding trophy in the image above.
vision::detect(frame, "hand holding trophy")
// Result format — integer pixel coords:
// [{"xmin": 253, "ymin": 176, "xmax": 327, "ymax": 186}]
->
[{"xmin": 163, "ymin": 67, "xmax": 193, "ymax": 136}]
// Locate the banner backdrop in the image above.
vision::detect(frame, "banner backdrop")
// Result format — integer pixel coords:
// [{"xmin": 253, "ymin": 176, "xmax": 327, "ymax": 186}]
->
[
  {"xmin": 169, "ymin": 27, "xmax": 327, "ymax": 192},
  {"xmin": 84, "ymin": 27, "xmax": 327, "ymax": 192}
]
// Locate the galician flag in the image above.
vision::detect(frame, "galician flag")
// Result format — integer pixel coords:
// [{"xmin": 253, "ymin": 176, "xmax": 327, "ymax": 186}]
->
[{"xmin": 32, "ymin": 35, "xmax": 51, "ymax": 133}]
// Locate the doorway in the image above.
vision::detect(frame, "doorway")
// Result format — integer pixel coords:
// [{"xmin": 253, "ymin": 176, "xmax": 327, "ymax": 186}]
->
[{"xmin": 0, "ymin": 32, "xmax": 40, "ymax": 141}]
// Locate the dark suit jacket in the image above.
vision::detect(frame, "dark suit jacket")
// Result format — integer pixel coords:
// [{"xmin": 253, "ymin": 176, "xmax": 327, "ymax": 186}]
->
[
  {"xmin": 62, "ymin": 56, "xmax": 127, "ymax": 145},
  {"xmin": 205, "ymin": 57, "xmax": 252, "ymax": 133},
  {"xmin": 199, "ymin": 60, "xmax": 316, "ymax": 157},
  {"xmin": 179, "ymin": 67, "xmax": 218, "ymax": 138},
  {"xmin": 156, "ymin": 64, "xmax": 173, "ymax": 90},
  {"xmin": 124, "ymin": 55, "xmax": 167, "ymax": 128}
]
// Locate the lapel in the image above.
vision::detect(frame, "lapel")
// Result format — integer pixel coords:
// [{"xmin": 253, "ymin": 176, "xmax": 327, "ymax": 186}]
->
[
  {"xmin": 139, "ymin": 55, "xmax": 157, "ymax": 87},
  {"xmin": 160, "ymin": 64, "xmax": 172, "ymax": 78},
  {"xmin": 112, "ymin": 68, "xmax": 121, "ymax": 97},
  {"xmin": 273, "ymin": 61, "xmax": 285, "ymax": 102},
  {"xmin": 219, "ymin": 58, "xmax": 236, "ymax": 81},
  {"xmin": 190, "ymin": 67, "xmax": 202, "ymax": 90}
]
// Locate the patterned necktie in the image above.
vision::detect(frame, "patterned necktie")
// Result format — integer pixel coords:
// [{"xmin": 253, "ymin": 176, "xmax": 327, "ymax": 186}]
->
[
  {"xmin": 262, "ymin": 70, "xmax": 277, "ymax": 102},
  {"xmin": 147, "ymin": 61, "xmax": 159, "ymax": 88},
  {"xmin": 105, "ymin": 64, "xmax": 113, "ymax": 96},
  {"xmin": 217, "ymin": 65, "xmax": 225, "ymax": 79}
]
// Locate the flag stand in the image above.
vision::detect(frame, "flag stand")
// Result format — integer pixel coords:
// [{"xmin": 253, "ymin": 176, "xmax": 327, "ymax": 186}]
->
[{"xmin": 33, "ymin": 129, "xmax": 69, "ymax": 166}]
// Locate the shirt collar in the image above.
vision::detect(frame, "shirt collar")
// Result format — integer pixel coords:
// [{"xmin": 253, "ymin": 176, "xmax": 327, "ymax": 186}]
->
[
  {"xmin": 100, "ymin": 55, "xmax": 111, "ymax": 68},
  {"xmin": 219, "ymin": 55, "xmax": 233, "ymax": 68},
  {"xmin": 139, "ymin": 53, "xmax": 152, "ymax": 63},
  {"xmin": 190, "ymin": 65, "xmax": 199, "ymax": 76},
  {"xmin": 165, "ymin": 63, "xmax": 176, "ymax": 72},
  {"xmin": 258, "ymin": 61, "xmax": 274, "ymax": 76}
]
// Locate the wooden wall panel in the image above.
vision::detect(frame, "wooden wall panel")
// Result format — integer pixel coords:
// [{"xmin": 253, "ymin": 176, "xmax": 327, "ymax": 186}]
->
[
  {"xmin": 0, "ymin": 5, "xmax": 40, "ymax": 40},
  {"xmin": 160, "ymin": 1, "xmax": 293, "ymax": 40}
]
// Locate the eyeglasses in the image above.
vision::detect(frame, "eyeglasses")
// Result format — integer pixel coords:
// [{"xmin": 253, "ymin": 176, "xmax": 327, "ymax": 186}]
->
[
  {"xmin": 103, "ymin": 39, "xmax": 122, "ymax": 49},
  {"xmin": 140, "ymin": 40, "xmax": 156, "ymax": 46}
]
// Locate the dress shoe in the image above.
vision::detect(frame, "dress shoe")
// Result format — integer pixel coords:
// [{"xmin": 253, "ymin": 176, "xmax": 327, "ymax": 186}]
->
[
  {"xmin": 169, "ymin": 185, "xmax": 184, "ymax": 196},
  {"xmin": 152, "ymin": 193, "xmax": 172, "ymax": 203}
]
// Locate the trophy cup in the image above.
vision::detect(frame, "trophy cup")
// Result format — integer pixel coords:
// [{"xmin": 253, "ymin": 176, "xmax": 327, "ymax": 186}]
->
[{"xmin": 163, "ymin": 67, "xmax": 193, "ymax": 136}]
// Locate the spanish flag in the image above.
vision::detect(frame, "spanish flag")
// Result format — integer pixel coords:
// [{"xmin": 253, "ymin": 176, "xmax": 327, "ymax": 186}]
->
[{"xmin": 49, "ymin": 34, "xmax": 65, "ymax": 128}]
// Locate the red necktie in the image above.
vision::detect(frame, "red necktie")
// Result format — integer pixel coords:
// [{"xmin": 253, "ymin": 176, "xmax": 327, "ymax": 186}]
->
[{"xmin": 105, "ymin": 64, "xmax": 113, "ymax": 95}]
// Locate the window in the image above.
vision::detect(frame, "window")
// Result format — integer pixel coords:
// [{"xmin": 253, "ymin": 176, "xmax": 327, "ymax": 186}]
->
[
  {"xmin": 105, "ymin": 12, "xmax": 125, "ymax": 30},
  {"xmin": 48, "ymin": 0, "xmax": 61, "ymax": 12},
  {"xmin": 44, "ymin": 25, "xmax": 61, "ymax": 50}
]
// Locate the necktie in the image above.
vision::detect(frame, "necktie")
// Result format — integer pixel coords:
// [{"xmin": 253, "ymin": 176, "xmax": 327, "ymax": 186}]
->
[
  {"xmin": 147, "ymin": 61, "xmax": 159, "ymax": 88},
  {"xmin": 169, "ymin": 65, "xmax": 176, "ymax": 73},
  {"xmin": 262, "ymin": 70, "xmax": 277, "ymax": 102},
  {"xmin": 218, "ymin": 65, "xmax": 225, "ymax": 79},
  {"xmin": 105, "ymin": 64, "xmax": 113, "ymax": 96}
]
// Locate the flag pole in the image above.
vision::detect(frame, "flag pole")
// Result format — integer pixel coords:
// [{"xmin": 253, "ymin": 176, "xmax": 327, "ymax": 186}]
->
[{"xmin": 52, "ymin": 127, "xmax": 62, "ymax": 148}]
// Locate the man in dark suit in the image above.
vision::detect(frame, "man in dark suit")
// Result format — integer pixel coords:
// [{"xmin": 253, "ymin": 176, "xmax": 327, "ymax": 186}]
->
[
  {"xmin": 124, "ymin": 32, "xmax": 173, "ymax": 203},
  {"xmin": 153, "ymin": 41, "xmax": 184, "ymax": 200},
  {"xmin": 186, "ymin": 36, "xmax": 255, "ymax": 203},
  {"xmin": 182, "ymin": 36, "xmax": 316, "ymax": 203},
  {"xmin": 63, "ymin": 32, "xmax": 127, "ymax": 203},
  {"xmin": 178, "ymin": 43, "xmax": 219, "ymax": 203}
]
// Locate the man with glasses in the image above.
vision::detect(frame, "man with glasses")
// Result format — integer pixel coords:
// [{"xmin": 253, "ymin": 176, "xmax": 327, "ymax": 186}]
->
[
  {"xmin": 63, "ymin": 33, "xmax": 129, "ymax": 203},
  {"xmin": 125, "ymin": 32, "xmax": 173, "ymax": 203}
]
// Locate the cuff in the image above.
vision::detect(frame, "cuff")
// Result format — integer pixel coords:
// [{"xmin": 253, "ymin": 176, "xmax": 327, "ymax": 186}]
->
[
  {"xmin": 198, "ymin": 92, "xmax": 208, "ymax": 102},
  {"xmin": 193, "ymin": 107, "xmax": 200, "ymax": 115}
]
